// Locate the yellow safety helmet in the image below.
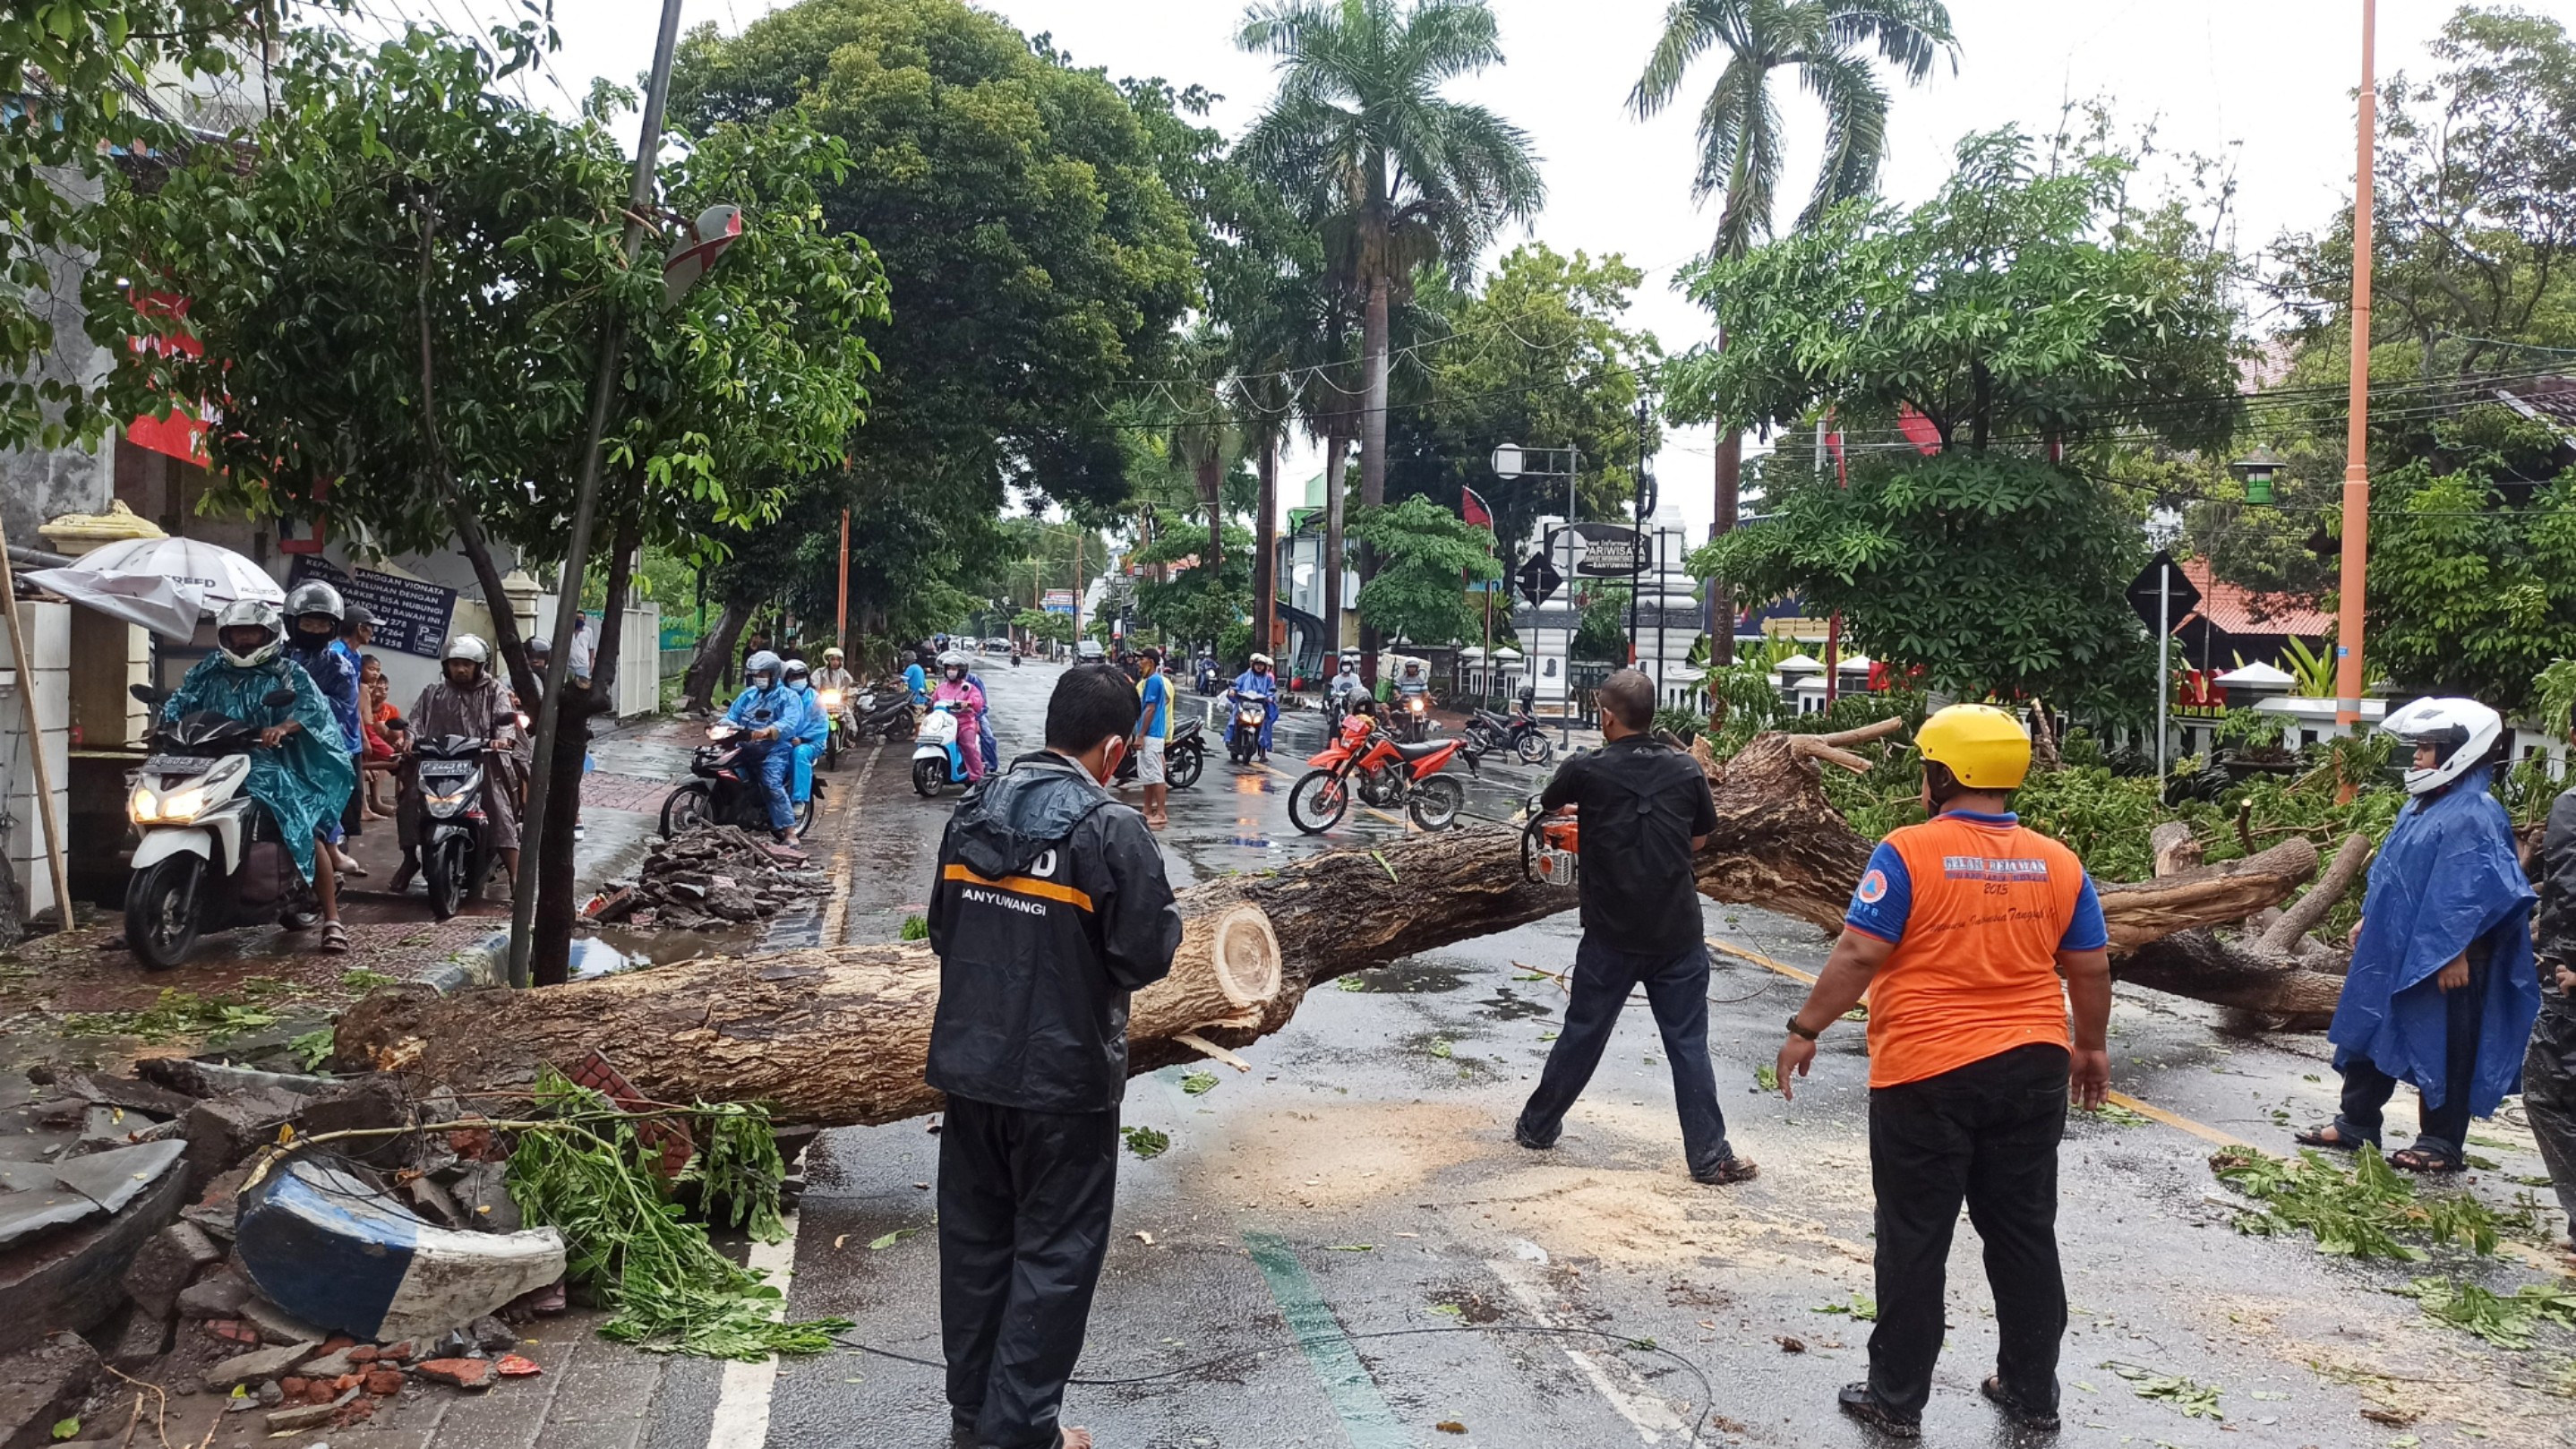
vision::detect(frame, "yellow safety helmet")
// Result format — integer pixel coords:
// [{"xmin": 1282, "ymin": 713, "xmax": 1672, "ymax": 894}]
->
[{"xmin": 1914, "ymin": 704, "xmax": 2032, "ymax": 791}]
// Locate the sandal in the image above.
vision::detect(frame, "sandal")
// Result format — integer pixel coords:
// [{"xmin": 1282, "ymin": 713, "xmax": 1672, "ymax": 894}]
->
[
  {"xmin": 1981, "ymin": 1375, "xmax": 2061, "ymax": 1433},
  {"xmin": 1691, "ymin": 1155, "xmax": 1760, "ymax": 1186},
  {"xmin": 318, "ymin": 921, "xmax": 351, "ymax": 954},
  {"xmin": 2388, "ymin": 1146, "xmax": 2464, "ymax": 1174},
  {"xmin": 2293, "ymin": 1124, "xmax": 2364, "ymax": 1152}
]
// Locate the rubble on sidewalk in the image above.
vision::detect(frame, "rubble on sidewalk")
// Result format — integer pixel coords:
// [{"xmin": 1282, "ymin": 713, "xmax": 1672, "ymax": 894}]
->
[{"xmin": 587, "ymin": 824, "xmax": 827, "ymax": 930}]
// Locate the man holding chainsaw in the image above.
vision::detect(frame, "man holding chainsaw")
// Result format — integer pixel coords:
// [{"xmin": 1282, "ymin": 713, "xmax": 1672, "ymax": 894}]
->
[{"xmin": 1514, "ymin": 669, "xmax": 1754, "ymax": 1186}]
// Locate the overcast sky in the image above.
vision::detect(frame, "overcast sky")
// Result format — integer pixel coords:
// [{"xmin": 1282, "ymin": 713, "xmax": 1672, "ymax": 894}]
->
[{"xmin": 497, "ymin": 0, "xmax": 2465, "ymax": 538}]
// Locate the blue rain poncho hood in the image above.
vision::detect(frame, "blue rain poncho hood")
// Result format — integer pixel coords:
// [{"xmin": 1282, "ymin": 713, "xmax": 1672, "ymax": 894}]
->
[
  {"xmin": 163, "ymin": 652, "xmax": 355, "ymax": 882},
  {"xmin": 2328, "ymin": 764, "xmax": 2539, "ymax": 1116}
]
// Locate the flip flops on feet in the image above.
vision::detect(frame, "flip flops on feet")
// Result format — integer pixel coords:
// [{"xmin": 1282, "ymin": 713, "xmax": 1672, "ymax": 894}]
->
[{"xmin": 2292, "ymin": 1124, "xmax": 2364, "ymax": 1152}]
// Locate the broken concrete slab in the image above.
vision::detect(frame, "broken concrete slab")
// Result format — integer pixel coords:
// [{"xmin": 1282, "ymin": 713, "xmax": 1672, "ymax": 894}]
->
[
  {"xmin": 180, "ymin": 1088, "xmax": 305, "ymax": 1189},
  {"xmin": 138, "ymin": 1059, "xmax": 336, "ymax": 1101},
  {"xmin": 239, "ymin": 1296, "xmax": 327, "ymax": 1346},
  {"xmin": 64, "ymin": 1072, "xmax": 201, "ymax": 1121},
  {"xmin": 202, "ymin": 1340, "xmax": 320, "ymax": 1393},
  {"xmin": 0, "ymin": 1333, "xmax": 103, "ymax": 1449},
  {"xmin": 0, "ymin": 1140, "xmax": 186, "ymax": 1249},
  {"xmin": 235, "ymin": 1156, "xmax": 565, "ymax": 1342},
  {"xmin": 98, "ymin": 1302, "xmax": 173, "ymax": 1371},
  {"xmin": 176, "ymin": 1267, "xmax": 252, "ymax": 1318},
  {"xmin": 120, "ymin": 1219, "xmax": 221, "ymax": 1319},
  {"xmin": 0, "ymin": 1145, "xmax": 190, "ymax": 1358},
  {"xmin": 445, "ymin": 1162, "xmax": 519, "ymax": 1233}
]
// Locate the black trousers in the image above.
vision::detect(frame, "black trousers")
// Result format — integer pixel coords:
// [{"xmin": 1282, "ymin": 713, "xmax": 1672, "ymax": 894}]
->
[
  {"xmin": 2525, "ymin": 1007, "xmax": 2576, "ymax": 1241},
  {"xmin": 938, "ymin": 1095, "xmax": 1120, "ymax": 1449},
  {"xmin": 1516, "ymin": 935, "xmax": 1735, "ymax": 1178},
  {"xmin": 1868, "ymin": 1043, "xmax": 2070, "ymax": 1423},
  {"xmin": 2332, "ymin": 948, "xmax": 2490, "ymax": 1159}
]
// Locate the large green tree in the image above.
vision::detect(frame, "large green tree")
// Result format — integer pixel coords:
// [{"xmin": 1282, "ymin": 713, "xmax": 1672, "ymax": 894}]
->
[
  {"xmin": 1627, "ymin": 0, "xmax": 1956, "ymax": 668},
  {"xmin": 1236, "ymin": 0, "xmax": 1544, "ymax": 672},
  {"xmin": 4, "ymin": 0, "xmax": 300, "ymax": 450},
  {"xmin": 1664, "ymin": 129, "xmax": 2242, "ymax": 454},
  {"xmin": 1347, "ymin": 493, "xmax": 1502, "ymax": 647},
  {"xmin": 1677, "ymin": 129, "xmax": 2243, "ymax": 717},
  {"xmin": 1387, "ymin": 244, "xmax": 1662, "ymax": 551}
]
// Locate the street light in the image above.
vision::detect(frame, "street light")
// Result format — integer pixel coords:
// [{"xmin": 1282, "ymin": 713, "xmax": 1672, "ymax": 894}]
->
[
  {"xmin": 1491, "ymin": 442, "xmax": 1582, "ymax": 740},
  {"xmin": 2231, "ymin": 446, "xmax": 2285, "ymax": 507}
]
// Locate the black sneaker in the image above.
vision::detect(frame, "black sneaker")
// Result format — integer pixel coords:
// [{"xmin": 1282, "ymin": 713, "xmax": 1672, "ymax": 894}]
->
[
  {"xmin": 1980, "ymin": 1376, "xmax": 2061, "ymax": 1433},
  {"xmin": 1837, "ymin": 1384, "xmax": 1921, "ymax": 1439},
  {"xmin": 1690, "ymin": 1154, "xmax": 1759, "ymax": 1186},
  {"xmin": 1512, "ymin": 1118, "xmax": 1557, "ymax": 1151}
]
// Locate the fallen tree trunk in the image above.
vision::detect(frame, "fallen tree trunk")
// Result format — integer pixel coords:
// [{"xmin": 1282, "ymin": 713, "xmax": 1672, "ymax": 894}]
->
[
  {"xmin": 336, "ymin": 724, "xmax": 2327, "ymax": 1127},
  {"xmin": 2105, "ymin": 830, "xmax": 2368, "ymax": 1023}
]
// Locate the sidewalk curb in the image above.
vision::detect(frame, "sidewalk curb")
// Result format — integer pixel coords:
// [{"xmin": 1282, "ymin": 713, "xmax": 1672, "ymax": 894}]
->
[{"xmin": 412, "ymin": 929, "xmax": 510, "ymax": 995}]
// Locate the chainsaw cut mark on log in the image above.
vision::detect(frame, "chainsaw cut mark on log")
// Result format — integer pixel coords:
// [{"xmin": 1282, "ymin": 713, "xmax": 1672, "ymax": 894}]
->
[{"xmin": 1210, "ymin": 907, "xmax": 1283, "ymax": 1008}]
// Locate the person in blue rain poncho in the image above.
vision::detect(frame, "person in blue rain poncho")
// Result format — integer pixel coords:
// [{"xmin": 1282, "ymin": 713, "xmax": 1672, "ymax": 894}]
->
[
  {"xmin": 725, "ymin": 649, "xmax": 809, "ymax": 848},
  {"xmin": 1230, "ymin": 652, "xmax": 1279, "ymax": 759},
  {"xmin": 163, "ymin": 599, "xmax": 359, "ymax": 951},
  {"xmin": 2298, "ymin": 698, "xmax": 2540, "ymax": 1173}
]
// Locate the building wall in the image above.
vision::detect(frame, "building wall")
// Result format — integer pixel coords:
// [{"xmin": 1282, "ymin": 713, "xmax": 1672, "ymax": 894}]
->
[{"xmin": 0, "ymin": 600, "xmax": 72, "ymax": 923}]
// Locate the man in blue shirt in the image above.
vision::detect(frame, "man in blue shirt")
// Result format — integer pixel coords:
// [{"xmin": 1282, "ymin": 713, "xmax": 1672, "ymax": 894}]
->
[
  {"xmin": 904, "ymin": 647, "xmax": 931, "ymax": 707},
  {"xmin": 1128, "ymin": 646, "xmax": 1171, "ymax": 828}
]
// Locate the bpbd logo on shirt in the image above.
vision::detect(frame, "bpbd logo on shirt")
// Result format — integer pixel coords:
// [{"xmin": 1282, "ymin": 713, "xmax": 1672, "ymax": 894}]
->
[{"xmin": 1856, "ymin": 869, "xmax": 1890, "ymax": 905}]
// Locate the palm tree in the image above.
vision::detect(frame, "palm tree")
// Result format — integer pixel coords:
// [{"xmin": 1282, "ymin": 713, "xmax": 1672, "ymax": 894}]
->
[
  {"xmin": 1238, "ymin": 0, "xmax": 1545, "ymax": 673},
  {"xmin": 1629, "ymin": 0, "xmax": 1956, "ymax": 670}
]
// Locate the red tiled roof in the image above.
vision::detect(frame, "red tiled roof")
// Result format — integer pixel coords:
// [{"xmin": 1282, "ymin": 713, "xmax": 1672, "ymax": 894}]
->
[{"xmin": 2174, "ymin": 557, "xmax": 2332, "ymax": 639}]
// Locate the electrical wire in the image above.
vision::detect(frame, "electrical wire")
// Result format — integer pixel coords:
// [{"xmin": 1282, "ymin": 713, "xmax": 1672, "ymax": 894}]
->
[{"xmin": 835, "ymin": 1321, "xmax": 1724, "ymax": 1444}]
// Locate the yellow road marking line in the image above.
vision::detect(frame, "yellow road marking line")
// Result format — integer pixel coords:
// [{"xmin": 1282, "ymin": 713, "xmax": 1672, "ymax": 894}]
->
[
  {"xmin": 1708, "ymin": 936, "xmax": 2253, "ymax": 1148},
  {"xmin": 817, "ymin": 742, "xmax": 877, "ymax": 945}
]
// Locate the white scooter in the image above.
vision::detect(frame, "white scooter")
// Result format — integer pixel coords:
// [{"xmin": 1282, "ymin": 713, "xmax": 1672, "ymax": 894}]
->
[
  {"xmin": 911, "ymin": 700, "xmax": 972, "ymax": 797},
  {"xmin": 123, "ymin": 683, "xmax": 320, "ymax": 969}
]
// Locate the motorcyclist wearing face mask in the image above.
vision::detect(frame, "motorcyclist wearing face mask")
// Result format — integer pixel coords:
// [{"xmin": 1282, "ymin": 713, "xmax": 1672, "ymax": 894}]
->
[
  {"xmin": 282, "ymin": 580, "xmax": 365, "ymax": 877},
  {"xmin": 783, "ymin": 658, "xmax": 830, "ymax": 802},
  {"xmin": 930, "ymin": 651, "xmax": 990, "ymax": 784},
  {"xmin": 162, "ymin": 599, "xmax": 356, "ymax": 951},
  {"xmin": 1327, "ymin": 655, "xmax": 1370, "ymax": 721},
  {"xmin": 725, "ymin": 650, "xmax": 810, "ymax": 845}
]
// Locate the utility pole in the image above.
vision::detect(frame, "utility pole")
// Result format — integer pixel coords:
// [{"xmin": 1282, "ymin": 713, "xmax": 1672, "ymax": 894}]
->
[
  {"xmin": 2334, "ymin": 0, "xmax": 2377, "ymax": 732},
  {"xmin": 1072, "ymin": 532, "xmax": 1084, "ymax": 645},
  {"xmin": 834, "ymin": 508, "xmax": 850, "ymax": 649},
  {"xmin": 507, "ymin": 0, "xmax": 688, "ymax": 990}
]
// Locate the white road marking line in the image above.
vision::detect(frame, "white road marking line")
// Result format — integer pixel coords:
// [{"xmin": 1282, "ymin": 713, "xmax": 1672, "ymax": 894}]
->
[
  {"xmin": 706, "ymin": 1208, "xmax": 802, "ymax": 1449},
  {"xmin": 1487, "ymin": 1256, "xmax": 1688, "ymax": 1445},
  {"xmin": 817, "ymin": 742, "xmax": 879, "ymax": 945}
]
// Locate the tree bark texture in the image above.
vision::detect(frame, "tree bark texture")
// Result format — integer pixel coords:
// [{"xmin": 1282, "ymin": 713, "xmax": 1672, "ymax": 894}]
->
[
  {"xmin": 680, "ymin": 587, "xmax": 758, "ymax": 711},
  {"xmin": 1320, "ymin": 424, "xmax": 1348, "ymax": 664},
  {"xmin": 335, "ymin": 723, "xmax": 2327, "ymax": 1127}
]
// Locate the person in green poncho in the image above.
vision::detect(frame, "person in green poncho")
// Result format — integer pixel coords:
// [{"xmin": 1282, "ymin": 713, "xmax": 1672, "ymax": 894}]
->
[{"xmin": 163, "ymin": 599, "xmax": 358, "ymax": 952}]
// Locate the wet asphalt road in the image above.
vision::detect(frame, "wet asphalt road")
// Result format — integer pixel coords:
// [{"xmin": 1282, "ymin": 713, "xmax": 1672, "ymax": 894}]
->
[{"xmin": 755, "ymin": 660, "xmax": 2575, "ymax": 1449}]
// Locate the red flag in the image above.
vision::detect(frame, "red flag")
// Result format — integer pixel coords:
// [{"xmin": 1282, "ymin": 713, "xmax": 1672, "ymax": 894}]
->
[
  {"xmin": 1460, "ymin": 486, "xmax": 1493, "ymax": 528},
  {"xmin": 1896, "ymin": 404, "xmax": 1944, "ymax": 456}
]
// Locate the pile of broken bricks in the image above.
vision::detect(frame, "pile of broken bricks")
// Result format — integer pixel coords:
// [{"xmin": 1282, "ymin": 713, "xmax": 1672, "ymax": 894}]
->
[
  {"xmin": 2, "ymin": 1059, "xmax": 572, "ymax": 1449},
  {"xmin": 586, "ymin": 823, "xmax": 827, "ymax": 931}
]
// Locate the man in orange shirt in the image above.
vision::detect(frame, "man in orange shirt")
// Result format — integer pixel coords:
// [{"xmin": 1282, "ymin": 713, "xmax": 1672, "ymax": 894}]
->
[{"xmin": 1774, "ymin": 705, "xmax": 2113, "ymax": 1439}]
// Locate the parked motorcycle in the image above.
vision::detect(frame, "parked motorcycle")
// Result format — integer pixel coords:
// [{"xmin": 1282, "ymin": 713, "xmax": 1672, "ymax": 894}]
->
[
  {"xmin": 410, "ymin": 732, "xmax": 501, "ymax": 920},
  {"xmin": 1287, "ymin": 710, "xmax": 1470, "ymax": 835},
  {"xmin": 1465, "ymin": 688, "xmax": 1554, "ymax": 765},
  {"xmin": 121, "ymin": 683, "xmax": 320, "ymax": 969},
  {"xmin": 1223, "ymin": 690, "xmax": 1271, "ymax": 765},
  {"xmin": 911, "ymin": 700, "xmax": 974, "ymax": 797},
  {"xmin": 1114, "ymin": 716, "xmax": 1207, "ymax": 791},
  {"xmin": 660, "ymin": 722, "xmax": 821, "ymax": 837},
  {"xmin": 852, "ymin": 689, "xmax": 916, "ymax": 742}
]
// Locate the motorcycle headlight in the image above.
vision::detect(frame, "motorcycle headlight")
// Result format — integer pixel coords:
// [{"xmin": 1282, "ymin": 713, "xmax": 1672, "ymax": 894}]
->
[
  {"xmin": 424, "ymin": 793, "xmax": 467, "ymax": 819},
  {"xmin": 818, "ymin": 690, "xmax": 843, "ymax": 710},
  {"xmin": 133, "ymin": 785, "xmax": 207, "ymax": 823},
  {"xmin": 1408, "ymin": 698, "xmax": 1425, "ymax": 713},
  {"xmin": 128, "ymin": 784, "xmax": 156, "ymax": 822}
]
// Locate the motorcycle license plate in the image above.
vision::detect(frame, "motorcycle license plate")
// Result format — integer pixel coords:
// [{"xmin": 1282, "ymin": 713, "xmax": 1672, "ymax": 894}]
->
[
  {"xmin": 144, "ymin": 755, "xmax": 219, "ymax": 774},
  {"xmin": 420, "ymin": 761, "xmax": 474, "ymax": 780}
]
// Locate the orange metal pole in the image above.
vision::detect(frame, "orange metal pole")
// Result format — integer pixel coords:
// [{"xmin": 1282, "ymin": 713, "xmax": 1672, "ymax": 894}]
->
[{"xmin": 2335, "ymin": 0, "xmax": 2375, "ymax": 728}]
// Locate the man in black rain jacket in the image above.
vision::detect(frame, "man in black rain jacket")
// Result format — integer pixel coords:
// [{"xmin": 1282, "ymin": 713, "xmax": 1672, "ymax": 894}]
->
[{"xmin": 927, "ymin": 664, "xmax": 1183, "ymax": 1449}]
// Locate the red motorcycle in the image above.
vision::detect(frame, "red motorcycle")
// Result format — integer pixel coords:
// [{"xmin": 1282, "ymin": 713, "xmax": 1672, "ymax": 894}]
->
[{"xmin": 1288, "ymin": 710, "xmax": 1469, "ymax": 834}]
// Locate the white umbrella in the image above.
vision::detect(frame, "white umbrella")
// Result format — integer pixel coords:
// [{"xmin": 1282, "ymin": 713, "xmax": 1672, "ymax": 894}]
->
[
  {"xmin": 48, "ymin": 536, "xmax": 282, "ymax": 612},
  {"xmin": 20, "ymin": 566, "xmax": 204, "ymax": 641}
]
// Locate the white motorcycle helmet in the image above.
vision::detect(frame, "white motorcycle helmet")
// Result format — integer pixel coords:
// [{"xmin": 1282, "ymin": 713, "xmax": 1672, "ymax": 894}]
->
[
  {"xmin": 441, "ymin": 634, "xmax": 489, "ymax": 681},
  {"xmin": 2382, "ymin": 696, "xmax": 2504, "ymax": 796},
  {"xmin": 215, "ymin": 599, "xmax": 285, "ymax": 667}
]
